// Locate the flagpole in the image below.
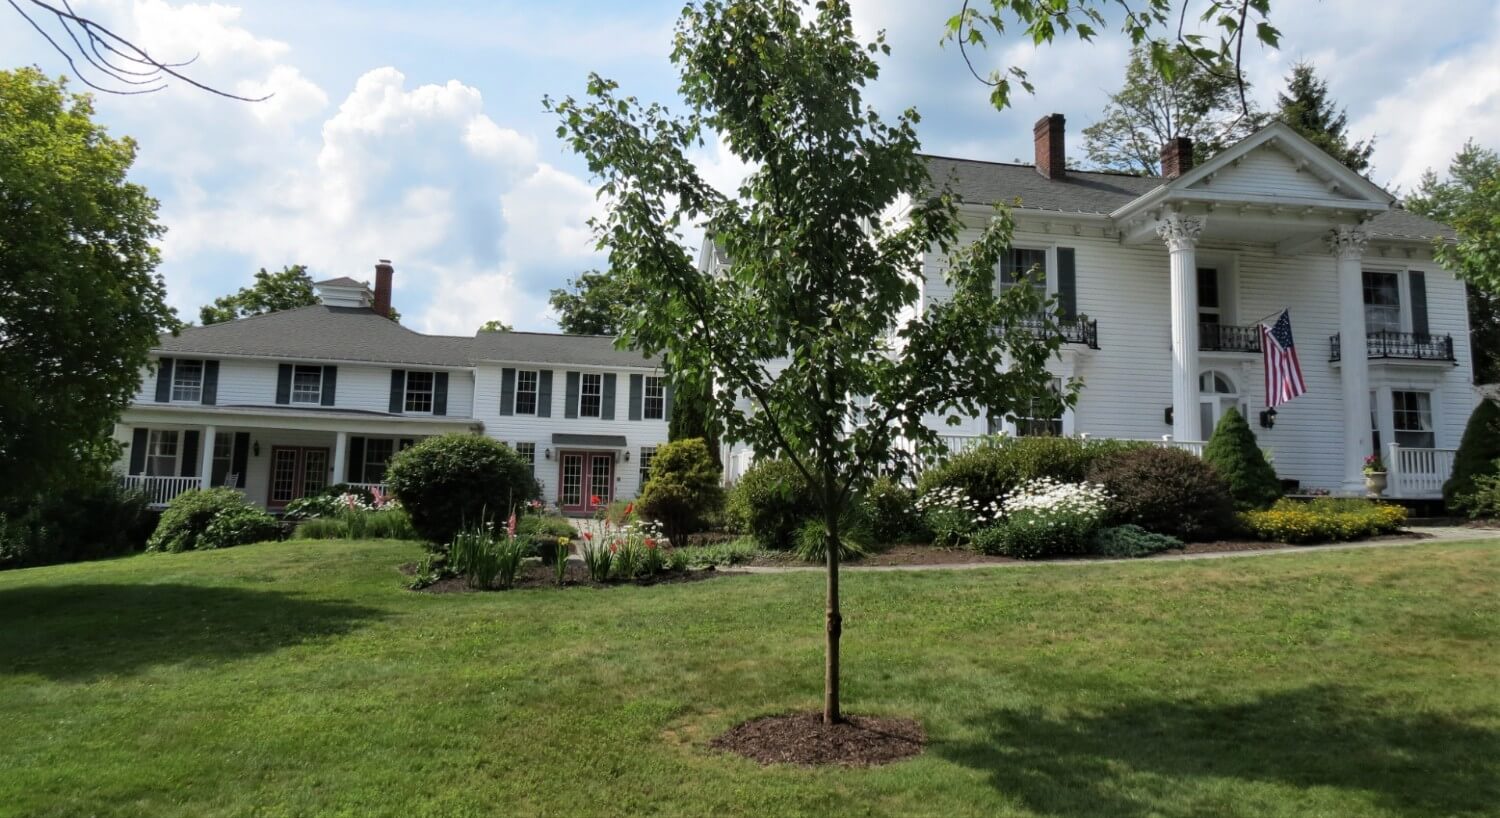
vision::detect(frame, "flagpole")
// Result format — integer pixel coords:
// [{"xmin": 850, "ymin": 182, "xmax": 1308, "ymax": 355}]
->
[{"xmin": 1250, "ymin": 308, "xmax": 1288, "ymax": 327}]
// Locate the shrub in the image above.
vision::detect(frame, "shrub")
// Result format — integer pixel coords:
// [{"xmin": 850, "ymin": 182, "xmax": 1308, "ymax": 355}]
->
[
  {"xmin": 917, "ymin": 436, "xmax": 1147, "ymax": 512},
  {"xmin": 1458, "ymin": 466, "xmax": 1500, "ymax": 520},
  {"xmin": 517, "ymin": 514, "xmax": 575, "ymax": 563},
  {"xmin": 1202, "ymin": 407, "xmax": 1282, "ymax": 510},
  {"xmin": 1092, "ymin": 525, "xmax": 1181, "ymax": 558},
  {"xmin": 727, "ymin": 458, "xmax": 815, "ymax": 550},
  {"xmin": 449, "ymin": 524, "xmax": 504, "ymax": 589},
  {"xmin": 924, "ymin": 507, "xmax": 976, "ymax": 549},
  {"xmin": 147, "ymin": 488, "xmax": 270, "ymax": 553},
  {"xmin": 295, "ymin": 517, "xmax": 348, "ymax": 540},
  {"xmin": 1241, "ymin": 498, "xmax": 1407, "ymax": 544},
  {"xmin": 1444, "ymin": 399, "xmax": 1500, "ymax": 510},
  {"xmin": 1087, "ymin": 446, "xmax": 1235, "ymax": 541},
  {"xmin": 792, "ymin": 506, "xmax": 872, "ymax": 563},
  {"xmin": 864, "ymin": 476, "xmax": 922, "ymax": 543},
  {"xmin": 678, "ymin": 537, "xmax": 760, "ymax": 568},
  {"xmin": 637, "ymin": 438, "xmax": 724, "ymax": 547},
  {"xmin": 0, "ymin": 477, "xmax": 153, "ymax": 570},
  {"xmin": 385, "ymin": 435, "xmax": 539, "ymax": 546},
  {"xmin": 354, "ymin": 508, "xmax": 419, "ymax": 540},
  {"xmin": 971, "ymin": 478, "xmax": 1111, "ymax": 559},
  {"xmin": 582, "ymin": 541, "xmax": 614, "ymax": 582},
  {"xmin": 199, "ymin": 505, "xmax": 280, "ymax": 550}
]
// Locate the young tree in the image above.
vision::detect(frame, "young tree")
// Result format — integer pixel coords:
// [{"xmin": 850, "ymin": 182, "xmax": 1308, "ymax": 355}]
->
[
  {"xmin": 1275, "ymin": 62, "xmax": 1374, "ymax": 173},
  {"xmin": 1408, "ymin": 141, "xmax": 1500, "ymax": 383},
  {"xmin": 1083, "ymin": 47, "xmax": 1259, "ymax": 174},
  {"xmin": 0, "ymin": 69, "xmax": 177, "ymax": 507},
  {"xmin": 549, "ymin": 0, "xmax": 1065, "ymax": 723},
  {"xmin": 478, "ymin": 320, "xmax": 513, "ymax": 332},
  {"xmin": 1202, "ymin": 407, "xmax": 1281, "ymax": 510},
  {"xmin": 200, "ymin": 265, "xmax": 318, "ymax": 324},
  {"xmin": 548, "ymin": 270, "xmax": 630, "ymax": 335}
]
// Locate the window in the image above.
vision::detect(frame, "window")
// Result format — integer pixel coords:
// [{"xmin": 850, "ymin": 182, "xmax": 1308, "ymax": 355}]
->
[
  {"xmin": 1014, "ymin": 379, "xmax": 1064, "ymax": 437},
  {"xmin": 404, "ymin": 371, "xmax": 434, "ymax": 413},
  {"xmin": 171, "ymin": 360, "xmax": 204, "ymax": 402},
  {"xmin": 580, "ymin": 373, "xmax": 602, "ymax": 418},
  {"xmin": 998, "ymin": 247, "xmax": 1047, "ymax": 296},
  {"xmin": 212, "ymin": 434, "xmax": 232, "ymax": 486},
  {"xmin": 1370, "ymin": 391, "xmax": 1381, "ymax": 456},
  {"xmin": 1197, "ymin": 268, "xmax": 1221, "ymax": 326},
  {"xmin": 145, "ymin": 429, "xmax": 179, "ymax": 476},
  {"xmin": 643, "ymin": 376, "xmax": 665, "ymax": 420},
  {"xmin": 1363, "ymin": 271, "xmax": 1402, "ymax": 334},
  {"xmin": 1198, "ymin": 370, "xmax": 1240, "ymax": 437},
  {"xmin": 639, "ymin": 446, "xmax": 657, "ymax": 487},
  {"xmin": 363, "ymin": 438, "xmax": 395, "ymax": 484},
  {"xmin": 515, "ymin": 442, "xmax": 536, "ymax": 467},
  {"xmin": 1392, "ymin": 391, "xmax": 1435, "ymax": 449},
  {"xmin": 291, "ymin": 365, "xmax": 323, "ymax": 404},
  {"xmin": 515, "ymin": 370, "xmax": 539, "ymax": 415}
]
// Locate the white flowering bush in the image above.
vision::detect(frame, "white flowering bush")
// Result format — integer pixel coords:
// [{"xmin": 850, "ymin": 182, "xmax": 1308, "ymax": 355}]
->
[
  {"xmin": 972, "ymin": 477, "xmax": 1113, "ymax": 559},
  {"xmin": 914, "ymin": 485, "xmax": 985, "ymax": 548}
]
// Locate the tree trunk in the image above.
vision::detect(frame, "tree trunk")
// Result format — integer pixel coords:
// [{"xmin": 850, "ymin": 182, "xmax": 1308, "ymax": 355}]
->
[{"xmin": 823, "ymin": 501, "xmax": 842, "ymax": 724}]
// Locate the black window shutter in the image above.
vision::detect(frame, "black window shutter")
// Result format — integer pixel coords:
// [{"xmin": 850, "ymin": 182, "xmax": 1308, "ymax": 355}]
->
[
  {"xmin": 180, "ymin": 430, "xmax": 200, "ymax": 477},
  {"xmin": 155, "ymin": 358, "xmax": 174, "ymax": 403},
  {"xmin": 629, "ymin": 374, "xmax": 644, "ymax": 421},
  {"xmin": 565, "ymin": 371, "xmax": 580, "ymax": 418},
  {"xmin": 388, "ymin": 370, "xmax": 405, "ymax": 414},
  {"xmin": 601, "ymin": 373, "xmax": 617, "ymax": 420},
  {"xmin": 399, "ymin": 438, "xmax": 415, "ymax": 450},
  {"xmin": 433, "ymin": 372, "xmax": 449, "ymax": 416},
  {"xmin": 348, "ymin": 436, "xmax": 366, "ymax": 484},
  {"xmin": 321, "ymin": 366, "xmax": 338, "ymax": 406},
  {"xmin": 1409, "ymin": 271, "xmax": 1429, "ymax": 338},
  {"xmin": 663, "ymin": 380, "xmax": 674, "ymax": 423},
  {"xmin": 276, "ymin": 364, "xmax": 293, "ymax": 405},
  {"xmin": 202, "ymin": 360, "xmax": 219, "ymax": 405},
  {"xmin": 231, "ymin": 432, "xmax": 250, "ymax": 488},
  {"xmin": 1056, "ymin": 247, "xmax": 1077, "ymax": 320},
  {"xmin": 129, "ymin": 428, "xmax": 148, "ymax": 474},
  {"xmin": 499, "ymin": 368, "xmax": 516, "ymax": 416},
  {"xmin": 537, "ymin": 371, "xmax": 553, "ymax": 418}
]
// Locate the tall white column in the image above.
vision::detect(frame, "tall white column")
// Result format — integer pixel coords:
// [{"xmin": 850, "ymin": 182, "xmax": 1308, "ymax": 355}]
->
[
  {"xmin": 1158, "ymin": 214, "xmax": 1204, "ymax": 442},
  {"xmin": 199, "ymin": 425, "xmax": 216, "ymax": 489},
  {"xmin": 1331, "ymin": 225, "xmax": 1371, "ymax": 493},
  {"xmin": 332, "ymin": 431, "xmax": 349, "ymax": 484}
]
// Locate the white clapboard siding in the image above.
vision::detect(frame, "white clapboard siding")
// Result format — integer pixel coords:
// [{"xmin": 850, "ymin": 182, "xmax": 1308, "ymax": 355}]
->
[
  {"xmin": 1187, "ymin": 146, "xmax": 1361, "ymax": 200},
  {"xmin": 135, "ymin": 358, "xmax": 475, "ymax": 418}
]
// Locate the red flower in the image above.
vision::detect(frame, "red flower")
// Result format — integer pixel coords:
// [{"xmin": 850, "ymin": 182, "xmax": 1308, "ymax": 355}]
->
[
  {"xmin": 624, "ymin": 502, "xmax": 634, "ymax": 515},
  {"xmin": 644, "ymin": 538, "xmax": 657, "ymax": 549},
  {"xmin": 590, "ymin": 495, "xmax": 602, "ymax": 505},
  {"xmin": 583, "ymin": 531, "xmax": 593, "ymax": 542},
  {"xmin": 609, "ymin": 542, "xmax": 619, "ymax": 554}
]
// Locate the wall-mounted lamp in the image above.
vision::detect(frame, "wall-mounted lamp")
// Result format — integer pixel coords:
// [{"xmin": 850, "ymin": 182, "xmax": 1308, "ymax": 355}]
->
[
  {"xmin": 1163, "ymin": 406, "xmax": 1174, "ymax": 426},
  {"xmin": 252, "ymin": 440, "xmax": 260, "ymax": 457},
  {"xmin": 544, "ymin": 447, "xmax": 553, "ymax": 461},
  {"xmin": 623, "ymin": 449, "xmax": 631, "ymax": 463},
  {"xmin": 1259, "ymin": 408, "xmax": 1278, "ymax": 429}
]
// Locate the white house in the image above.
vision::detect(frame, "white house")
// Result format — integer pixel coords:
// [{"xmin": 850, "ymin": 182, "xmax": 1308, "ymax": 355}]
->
[
  {"xmin": 722, "ymin": 118, "xmax": 1476, "ymax": 499},
  {"xmin": 113, "ymin": 264, "xmax": 672, "ymax": 514}
]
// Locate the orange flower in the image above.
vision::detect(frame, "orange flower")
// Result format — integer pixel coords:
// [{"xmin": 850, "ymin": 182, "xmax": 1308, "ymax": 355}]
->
[
  {"xmin": 583, "ymin": 531, "xmax": 593, "ymax": 542},
  {"xmin": 609, "ymin": 542, "xmax": 619, "ymax": 553},
  {"xmin": 624, "ymin": 502, "xmax": 634, "ymax": 515},
  {"xmin": 644, "ymin": 538, "xmax": 657, "ymax": 549}
]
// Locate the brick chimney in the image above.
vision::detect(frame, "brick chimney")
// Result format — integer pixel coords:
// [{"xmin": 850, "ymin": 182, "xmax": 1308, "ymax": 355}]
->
[
  {"xmin": 1160, "ymin": 137, "xmax": 1194, "ymax": 179},
  {"xmin": 373, "ymin": 259, "xmax": 394, "ymax": 318},
  {"xmin": 1033, "ymin": 113, "xmax": 1066, "ymax": 179}
]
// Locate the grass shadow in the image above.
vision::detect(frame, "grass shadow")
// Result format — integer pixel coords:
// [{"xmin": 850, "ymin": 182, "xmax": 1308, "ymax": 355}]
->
[
  {"xmin": 937, "ymin": 685, "xmax": 1500, "ymax": 817},
  {"xmin": 0, "ymin": 583, "xmax": 381, "ymax": 681}
]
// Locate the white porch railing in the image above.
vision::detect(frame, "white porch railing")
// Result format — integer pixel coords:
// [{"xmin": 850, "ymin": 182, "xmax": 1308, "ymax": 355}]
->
[
  {"xmin": 1386, "ymin": 443, "xmax": 1456, "ymax": 499},
  {"xmin": 344, "ymin": 482, "xmax": 390, "ymax": 496},
  {"xmin": 120, "ymin": 475, "xmax": 201, "ymax": 506}
]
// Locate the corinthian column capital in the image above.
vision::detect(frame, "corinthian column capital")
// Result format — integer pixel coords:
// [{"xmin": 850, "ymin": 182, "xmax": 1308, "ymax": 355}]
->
[
  {"xmin": 1328, "ymin": 225, "xmax": 1369, "ymax": 259},
  {"xmin": 1155, "ymin": 213, "xmax": 1203, "ymax": 250}
]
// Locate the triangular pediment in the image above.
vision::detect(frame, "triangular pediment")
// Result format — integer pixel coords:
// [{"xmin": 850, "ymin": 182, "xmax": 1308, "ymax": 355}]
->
[{"xmin": 1173, "ymin": 121, "xmax": 1393, "ymax": 205}]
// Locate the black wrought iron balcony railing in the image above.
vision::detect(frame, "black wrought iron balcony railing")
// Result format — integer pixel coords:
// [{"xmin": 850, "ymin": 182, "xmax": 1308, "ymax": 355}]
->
[
  {"xmin": 1199, "ymin": 323, "xmax": 1262, "ymax": 353},
  {"xmin": 1012, "ymin": 316, "xmax": 1100, "ymax": 349},
  {"xmin": 1329, "ymin": 331, "xmax": 1456, "ymax": 363}
]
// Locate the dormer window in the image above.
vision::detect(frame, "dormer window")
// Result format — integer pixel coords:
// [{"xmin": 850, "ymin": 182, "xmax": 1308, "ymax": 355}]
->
[
  {"xmin": 291, "ymin": 365, "xmax": 325, "ymax": 404},
  {"xmin": 171, "ymin": 360, "xmax": 204, "ymax": 402}
]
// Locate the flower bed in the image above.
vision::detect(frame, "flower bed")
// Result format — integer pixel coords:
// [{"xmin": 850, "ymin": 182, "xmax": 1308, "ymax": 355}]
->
[{"xmin": 1240, "ymin": 498, "xmax": 1407, "ymax": 545}]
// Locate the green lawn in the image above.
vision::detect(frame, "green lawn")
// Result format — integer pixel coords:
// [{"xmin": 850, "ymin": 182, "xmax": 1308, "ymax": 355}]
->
[{"xmin": 1, "ymin": 540, "xmax": 1497, "ymax": 818}]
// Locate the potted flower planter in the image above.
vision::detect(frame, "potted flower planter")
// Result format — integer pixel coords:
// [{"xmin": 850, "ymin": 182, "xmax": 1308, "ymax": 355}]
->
[{"xmin": 1364, "ymin": 471, "xmax": 1387, "ymax": 497}]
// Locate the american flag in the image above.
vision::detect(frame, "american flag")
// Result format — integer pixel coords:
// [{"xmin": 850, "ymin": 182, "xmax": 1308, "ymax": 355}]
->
[{"xmin": 1260, "ymin": 310, "xmax": 1307, "ymax": 407}]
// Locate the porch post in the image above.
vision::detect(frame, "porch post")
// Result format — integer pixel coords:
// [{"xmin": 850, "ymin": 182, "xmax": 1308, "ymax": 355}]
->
[
  {"xmin": 1158, "ymin": 213, "xmax": 1203, "ymax": 442},
  {"xmin": 199, "ymin": 425, "xmax": 216, "ymax": 490},
  {"xmin": 332, "ymin": 431, "xmax": 349, "ymax": 485},
  {"xmin": 1330, "ymin": 225, "xmax": 1371, "ymax": 493}
]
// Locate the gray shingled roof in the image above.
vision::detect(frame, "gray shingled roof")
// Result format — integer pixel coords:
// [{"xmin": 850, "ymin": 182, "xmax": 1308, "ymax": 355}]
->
[
  {"xmin": 313, "ymin": 276, "xmax": 367, "ymax": 288},
  {"xmin": 920, "ymin": 155, "xmax": 1455, "ymax": 241},
  {"xmin": 471, "ymin": 331, "xmax": 662, "ymax": 369}
]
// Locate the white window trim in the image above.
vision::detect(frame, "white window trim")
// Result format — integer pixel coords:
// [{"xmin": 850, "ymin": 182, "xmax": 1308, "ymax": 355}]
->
[
  {"xmin": 145, "ymin": 428, "xmax": 182, "ymax": 476},
  {"xmin": 643, "ymin": 375, "xmax": 666, "ymax": 420},
  {"xmin": 290, "ymin": 364, "xmax": 324, "ymax": 405},
  {"xmin": 639, "ymin": 446, "xmax": 657, "ymax": 488},
  {"xmin": 363, "ymin": 438, "xmax": 396, "ymax": 485},
  {"xmin": 994, "ymin": 243, "xmax": 1055, "ymax": 298},
  {"xmin": 1389, "ymin": 388, "xmax": 1438, "ymax": 450},
  {"xmin": 403, "ymin": 371, "xmax": 435, "ymax": 415},
  {"xmin": 1361, "ymin": 264, "xmax": 1416, "ymax": 335},
  {"xmin": 171, "ymin": 359, "xmax": 205, "ymax": 404},
  {"xmin": 515, "ymin": 370, "xmax": 540, "ymax": 416},
  {"xmin": 1194, "ymin": 251, "xmax": 1239, "ymax": 326},
  {"xmin": 580, "ymin": 373, "xmax": 603, "ymax": 419}
]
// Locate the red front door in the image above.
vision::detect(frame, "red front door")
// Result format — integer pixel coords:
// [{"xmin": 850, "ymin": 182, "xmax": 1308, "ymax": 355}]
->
[
  {"xmin": 268, "ymin": 446, "xmax": 330, "ymax": 508},
  {"xmin": 558, "ymin": 450, "xmax": 613, "ymax": 514}
]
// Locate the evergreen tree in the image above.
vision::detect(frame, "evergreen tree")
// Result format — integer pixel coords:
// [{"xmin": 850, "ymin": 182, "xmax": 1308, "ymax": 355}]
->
[
  {"xmin": 1275, "ymin": 62, "xmax": 1374, "ymax": 173},
  {"xmin": 1202, "ymin": 407, "xmax": 1282, "ymax": 510},
  {"xmin": 1443, "ymin": 398, "xmax": 1500, "ymax": 509}
]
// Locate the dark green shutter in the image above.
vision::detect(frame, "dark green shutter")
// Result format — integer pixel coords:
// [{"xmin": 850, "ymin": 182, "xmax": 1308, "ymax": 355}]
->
[
  {"xmin": 433, "ymin": 372, "xmax": 449, "ymax": 416},
  {"xmin": 628, "ymin": 374, "xmax": 644, "ymax": 421},
  {"xmin": 565, "ymin": 371, "xmax": 580, "ymax": 418},
  {"xmin": 663, "ymin": 380, "xmax": 674, "ymax": 423},
  {"xmin": 202, "ymin": 360, "xmax": 219, "ymax": 405},
  {"xmin": 601, "ymin": 374, "xmax": 616, "ymax": 420},
  {"xmin": 499, "ymin": 368, "xmax": 516, "ymax": 416},
  {"xmin": 155, "ymin": 358, "xmax": 174, "ymax": 402},
  {"xmin": 1056, "ymin": 247, "xmax": 1077, "ymax": 320},
  {"xmin": 1409, "ymin": 271, "xmax": 1429, "ymax": 338},
  {"xmin": 180, "ymin": 430, "xmax": 200, "ymax": 477},
  {"xmin": 536, "ymin": 371, "xmax": 553, "ymax": 418},
  {"xmin": 348, "ymin": 436, "xmax": 366, "ymax": 484},
  {"xmin": 388, "ymin": 370, "xmax": 405, "ymax": 413},
  {"xmin": 321, "ymin": 366, "xmax": 338, "ymax": 406},
  {"xmin": 276, "ymin": 364, "xmax": 293, "ymax": 405},
  {"xmin": 129, "ymin": 428, "xmax": 148, "ymax": 474},
  {"xmin": 231, "ymin": 432, "xmax": 250, "ymax": 488}
]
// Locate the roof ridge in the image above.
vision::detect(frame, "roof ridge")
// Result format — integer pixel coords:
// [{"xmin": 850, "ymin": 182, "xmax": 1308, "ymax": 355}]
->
[
  {"xmin": 919, "ymin": 152, "xmax": 1157, "ymax": 180},
  {"xmin": 173, "ymin": 303, "xmax": 328, "ymax": 334}
]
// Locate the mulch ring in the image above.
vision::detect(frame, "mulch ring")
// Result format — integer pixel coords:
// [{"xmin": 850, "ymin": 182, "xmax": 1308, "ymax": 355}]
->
[
  {"xmin": 711, "ymin": 712, "xmax": 925, "ymax": 767},
  {"xmin": 399, "ymin": 559, "xmax": 734, "ymax": 593}
]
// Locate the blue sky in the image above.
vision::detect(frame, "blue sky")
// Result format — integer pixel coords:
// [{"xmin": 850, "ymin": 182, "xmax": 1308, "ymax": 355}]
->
[{"xmin": 5, "ymin": 0, "xmax": 1499, "ymax": 333}]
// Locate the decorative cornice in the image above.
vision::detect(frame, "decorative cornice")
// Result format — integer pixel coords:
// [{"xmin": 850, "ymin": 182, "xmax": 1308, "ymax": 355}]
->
[
  {"xmin": 1155, "ymin": 214, "xmax": 1203, "ymax": 250},
  {"xmin": 1327, "ymin": 225, "xmax": 1369, "ymax": 259}
]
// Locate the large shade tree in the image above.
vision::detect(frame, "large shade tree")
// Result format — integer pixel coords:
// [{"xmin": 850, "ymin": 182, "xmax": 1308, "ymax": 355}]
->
[
  {"xmin": 549, "ymin": 0, "xmax": 1066, "ymax": 723},
  {"xmin": 200, "ymin": 265, "xmax": 318, "ymax": 325},
  {"xmin": 0, "ymin": 68, "xmax": 177, "ymax": 507}
]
